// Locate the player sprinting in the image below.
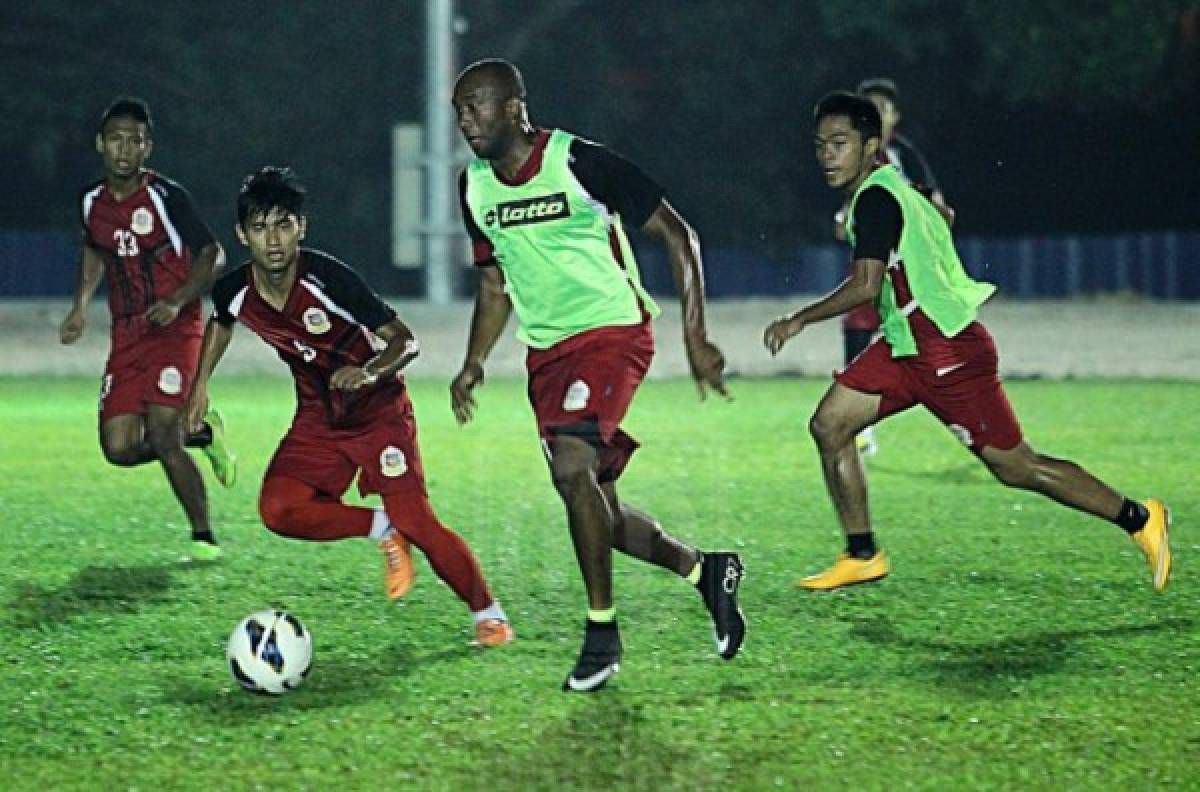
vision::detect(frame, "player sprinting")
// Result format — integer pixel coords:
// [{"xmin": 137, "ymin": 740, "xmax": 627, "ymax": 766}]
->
[
  {"xmin": 764, "ymin": 92, "xmax": 1171, "ymax": 592},
  {"xmin": 450, "ymin": 59, "xmax": 745, "ymax": 691},
  {"xmin": 836, "ymin": 78, "xmax": 951, "ymax": 457},
  {"xmin": 185, "ymin": 167, "xmax": 512, "ymax": 648},
  {"xmin": 59, "ymin": 97, "xmax": 236, "ymax": 562}
]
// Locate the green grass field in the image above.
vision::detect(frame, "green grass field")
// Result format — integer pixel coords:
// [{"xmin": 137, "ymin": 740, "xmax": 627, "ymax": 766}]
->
[{"xmin": 1, "ymin": 375, "xmax": 1196, "ymax": 790}]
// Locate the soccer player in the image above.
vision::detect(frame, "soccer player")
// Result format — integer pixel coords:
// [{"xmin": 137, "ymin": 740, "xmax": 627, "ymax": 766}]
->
[
  {"xmin": 450, "ymin": 59, "xmax": 746, "ymax": 692},
  {"xmin": 764, "ymin": 92, "xmax": 1171, "ymax": 593},
  {"xmin": 59, "ymin": 97, "xmax": 235, "ymax": 562},
  {"xmin": 836, "ymin": 78, "xmax": 950, "ymax": 457},
  {"xmin": 185, "ymin": 166, "xmax": 513, "ymax": 648}
]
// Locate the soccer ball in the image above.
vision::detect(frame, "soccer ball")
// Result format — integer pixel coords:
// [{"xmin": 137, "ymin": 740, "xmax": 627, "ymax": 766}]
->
[{"xmin": 226, "ymin": 609, "xmax": 313, "ymax": 695}]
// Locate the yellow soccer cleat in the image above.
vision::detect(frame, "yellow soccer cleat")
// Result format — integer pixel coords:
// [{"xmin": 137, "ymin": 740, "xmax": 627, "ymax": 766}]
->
[
  {"xmin": 797, "ymin": 551, "xmax": 890, "ymax": 591},
  {"xmin": 379, "ymin": 533, "xmax": 415, "ymax": 600},
  {"xmin": 1131, "ymin": 498, "xmax": 1171, "ymax": 592},
  {"xmin": 472, "ymin": 618, "xmax": 515, "ymax": 648}
]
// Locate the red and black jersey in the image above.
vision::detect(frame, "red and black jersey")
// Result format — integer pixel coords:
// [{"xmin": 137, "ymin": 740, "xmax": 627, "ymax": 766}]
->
[
  {"xmin": 211, "ymin": 249, "xmax": 403, "ymax": 429},
  {"xmin": 80, "ymin": 170, "xmax": 214, "ymax": 341}
]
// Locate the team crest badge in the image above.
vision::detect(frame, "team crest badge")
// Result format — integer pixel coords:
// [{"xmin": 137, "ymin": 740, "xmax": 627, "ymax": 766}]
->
[
  {"xmin": 158, "ymin": 366, "xmax": 183, "ymax": 396},
  {"xmin": 131, "ymin": 207, "xmax": 154, "ymax": 235},
  {"xmin": 562, "ymin": 379, "xmax": 590, "ymax": 411},
  {"xmin": 303, "ymin": 306, "xmax": 331, "ymax": 335},
  {"xmin": 379, "ymin": 446, "xmax": 407, "ymax": 478}
]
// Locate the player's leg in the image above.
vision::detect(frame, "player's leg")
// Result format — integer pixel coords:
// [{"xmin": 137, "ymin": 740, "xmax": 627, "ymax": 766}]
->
[
  {"xmin": 602, "ymin": 480, "xmax": 745, "ymax": 661},
  {"xmin": 546, "ymin": 432, "xmax": 625, "ymax": 691},
  {"xmin": 844, "ymin": 326, "xmax": 879, "ymax": 456},
  {"xmin": 262, "ymin": 429, "xmax": 415, "ymax": 598},
  {"xmin": 380, "ymin": 491, "xmax": 512, "ymax": 647},
  {"xmin": 798, "ymin": 381, "xmax": 893, "ymax": 590},
  {"xmin": 980, "ymin": 441, "xmax": 1171, "ymax": 590},
  {"xmin": 144, "ymin": 403, "xmax": 218, "ymax": 560},
  {"xmin": 99, "ymin": 414, "xmax": 158, "ymax": 466}
]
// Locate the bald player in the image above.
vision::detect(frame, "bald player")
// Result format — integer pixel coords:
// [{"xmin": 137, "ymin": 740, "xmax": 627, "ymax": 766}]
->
[{"xmin": 450, "ymin": 59, "xmax": 746, "ymax": 692}]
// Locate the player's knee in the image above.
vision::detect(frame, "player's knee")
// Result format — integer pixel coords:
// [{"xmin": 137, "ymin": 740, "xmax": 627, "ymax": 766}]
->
[
  {"xmin": 549, "ymin": 456, "xmax": 595, "ymax": 501},
  {"xmin": 101, "ymin": 441, "xmax": 141, "ymax": 467},
  {"xmin": 809, "ymin": 410, "xmax": 850, "ymax": 450},
  {"xmin": 258, "ymin": 488, "xmax": 294, "ymax": 535},
  {"xmin": 987, "ymin": 455, "xmax": 1038, "ymax": 490}
]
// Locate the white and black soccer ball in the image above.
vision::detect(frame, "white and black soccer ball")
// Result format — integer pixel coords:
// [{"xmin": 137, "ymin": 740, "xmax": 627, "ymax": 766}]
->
[{"xmin": 226, "ymin": 609, "xmax": 313, "ymax": 695}]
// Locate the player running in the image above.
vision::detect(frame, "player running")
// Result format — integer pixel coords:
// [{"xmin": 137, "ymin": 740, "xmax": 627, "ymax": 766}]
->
[
  {"xmin": 764, "ymin": 92, "xmax": 1171, "ymax": 593},
  {"xmin": 59, "ymin": 97, "xmax": 235, "ymax": 562},
  {"xmin": 186, "ymin": 166, "xmax": 512, "ymax": 648},
  {"xmin": 450, "ymin": 59, "xmax": 745, "ymax": 691}
]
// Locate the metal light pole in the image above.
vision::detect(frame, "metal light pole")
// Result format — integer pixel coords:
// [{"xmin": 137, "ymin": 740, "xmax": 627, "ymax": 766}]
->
[{"xmin": 424, "ymin": 0, "xmax": 456, "ymax": 304}]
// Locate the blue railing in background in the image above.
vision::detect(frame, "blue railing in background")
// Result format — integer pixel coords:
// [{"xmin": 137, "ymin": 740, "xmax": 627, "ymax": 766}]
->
[{"xmin": 1, "ymin": 230, "xmax": 1197, "ymax": 299}]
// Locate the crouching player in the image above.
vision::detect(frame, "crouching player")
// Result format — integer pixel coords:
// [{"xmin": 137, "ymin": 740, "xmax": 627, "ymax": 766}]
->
[{"xmin": 185, "ymin": 166, "xmax": 512, "ymax": 647}]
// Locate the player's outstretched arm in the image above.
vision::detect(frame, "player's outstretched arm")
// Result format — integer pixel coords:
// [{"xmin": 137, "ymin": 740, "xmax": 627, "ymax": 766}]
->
[
  {"xmin": 451, "ymin": 266, "xmax": 511, "ymax": 425},
  {"xmin": 147, "ymin": 242, "xmax": 224, "ymax": 327},
  {"xmin": 330, "ymin": 319, "xmax": 420, "ymax": 391},
  {"xmin": 763, "ymin": 257, "xmax": 885, "ymax": 356},
  {"xmin": 640, "ymin": 200, "xmax": 729, "ymax": 401},
  {"xmin": 185, "ymin": 318, "xmax": 234, "ymax": 432},
  {"xmin": 60, "ymin": 245, "xmax": 105, "ymax": 344}
]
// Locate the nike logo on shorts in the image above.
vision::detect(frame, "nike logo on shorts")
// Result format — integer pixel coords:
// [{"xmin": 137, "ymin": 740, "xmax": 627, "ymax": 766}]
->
[{"xmin": 936, "ymin": 362, "xmax": 966, "ymax": 377}]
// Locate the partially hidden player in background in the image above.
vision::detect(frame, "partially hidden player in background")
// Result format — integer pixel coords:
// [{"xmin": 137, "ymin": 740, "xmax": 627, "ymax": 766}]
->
[
  {"xmin": 186, "ymin": 167, "xmax": 513, "ymax": 648},
  {"xmin": 59, "ymin": 97, "xmax": 236, "ymax": 562},
  {"xmin": 450, "ymin": 59, "xmax": 745, "ymax": 692},
  {"xmin": 765, "ymin": 92, "xmax": 1171, "ymax": 593},
  {"xmin": 834, "ymin": 78, "xmax": 952, "ymax": 457}
]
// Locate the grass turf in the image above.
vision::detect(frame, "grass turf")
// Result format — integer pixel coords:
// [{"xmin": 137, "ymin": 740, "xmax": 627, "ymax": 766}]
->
[{"xmin": 0, "ymin": 375, "xmax": 1196, "ymax": 789}]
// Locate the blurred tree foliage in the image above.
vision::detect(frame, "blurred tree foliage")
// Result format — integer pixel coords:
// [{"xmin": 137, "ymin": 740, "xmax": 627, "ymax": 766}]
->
[{"xmin": 2, "ymin": 0, "xmax": 1196, "ymax": 287}]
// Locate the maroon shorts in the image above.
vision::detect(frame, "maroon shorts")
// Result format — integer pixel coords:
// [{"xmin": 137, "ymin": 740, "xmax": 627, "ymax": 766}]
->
[
  {"xmin": 835, "ymin": 322, "xmax": 1023, "ymax": 453},
  {"xmin": 264, "ymin": 393, "xmax": 427, "ymax": 499},
  {"xmin": 99, "ymin": 331, "xmax": 201, "ymax": 422},
  {"xmin": 526, "ymin": 321, "xmax": 654, "ymax": 483}
]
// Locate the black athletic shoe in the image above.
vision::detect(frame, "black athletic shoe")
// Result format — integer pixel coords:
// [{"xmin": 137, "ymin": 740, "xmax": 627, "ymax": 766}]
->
[
  {"xmin": 698, "ymin": 552, "xmax": 746, "ymax": 660},
  {"xmin": 562, "ymin": 619, "xmax": 622, "ymax": 693}
]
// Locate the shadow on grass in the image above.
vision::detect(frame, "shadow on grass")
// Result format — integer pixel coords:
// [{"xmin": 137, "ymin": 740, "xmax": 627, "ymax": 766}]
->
[
  {"xmin": 495, "ymin": 699, "xmax": 695, "ymax": 789},
  {"xmin": 866, "ymin": 460, "xmax": 992, "ymax": 486},
  {"xmin": 170, "ymin": 642, "xmax": 472, "ymax": 716},
  {"xmin": 847, "ymin": 614, "xmax": 1194, "ymax": 697},
  {"xmin": 5, "ymin": 562, "xmax": 183, "ymax": 629}
]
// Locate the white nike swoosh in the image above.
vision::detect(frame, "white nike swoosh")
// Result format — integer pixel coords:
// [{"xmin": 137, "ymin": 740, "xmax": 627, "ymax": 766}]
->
[
  {"xmin": 566, "ymin": 662, "xmax": 619, "ymax": 691},
  {"xmin": 936, "ymin": 362, "xmax": 966, "ymax": 377},
  {"xmin": 716, "ymin": 635, "xmax": 731, "ymax": 655}
]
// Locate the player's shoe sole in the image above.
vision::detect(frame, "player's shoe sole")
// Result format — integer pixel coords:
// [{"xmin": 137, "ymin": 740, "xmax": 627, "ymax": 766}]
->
[
  {"xmin": 472, "ymin": 618, "xmax": 515, "ymax": 648},
  {"xmin": 698, "ymin": 552, "xmax": 746, "ymax": 660},
  {"xmin": 201, "ymin": 408, "xmax": 237, "ymax": 488},
  {"xmin": 379, "ymin": 533, "xmax": 415, "ymax": 599},
  {"xmin": 1132, "ymin": 498, "xmax": 1171, "ymax": 592},
  {"xmin": 189, "ymin": 539, "xmax": 223, "ymax": 562},
  {"xmin": 797, "ymin": 551, "xmax": 890, "ymax": 591},
  {"xmin": 563, "ymin": 620, "xmax": 622, "ymax": 693}
]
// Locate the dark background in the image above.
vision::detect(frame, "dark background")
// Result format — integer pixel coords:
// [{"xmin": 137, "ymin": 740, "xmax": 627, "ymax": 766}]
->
[{"xmin": 2, "ymin": 1, "xmax": 1197, "ymax": 294}]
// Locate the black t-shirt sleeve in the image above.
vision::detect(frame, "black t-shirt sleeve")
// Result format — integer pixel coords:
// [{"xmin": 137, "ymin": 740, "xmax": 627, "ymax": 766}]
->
[
  {"xmin": 458, "ymin": 170, "xmax": 496, "ymax": 266},
  {"xmin": 852, "ymin": 187, "xmax": 903, "ymax": 262},
  {"xmin": 210, "ymin": 265, "xmax": 249, "ymax": 326},
  {"xmin": 308, "ymin": 252, "xmax": 397, "ymax": 332},
  {"xmin": 158, "ymin": 179, "xmax": 216, "ymax": 255},
  {"xmin": 567, "ymin": 139, "xmax": 665, "ymax": 228}
]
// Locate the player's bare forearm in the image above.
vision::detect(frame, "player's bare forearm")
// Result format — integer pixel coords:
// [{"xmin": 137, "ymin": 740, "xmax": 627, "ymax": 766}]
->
[
  {"xmin": 186, "ymin": 319, "xmax": 233, "ymax": 429},
  {"xmin": 362, "ymin": 319, "xmax": 420, "ymax": 381},
  {"xmin": 795, "ymin": 258, "xmax": 883, "ymax": 325},
  {"xmin": 764, "ymin": 258, "xmax": 884, "ymax": 355},
  {"xmin": 60, "ymin": 246, "xmax": 104, "ymax": 343},
  {"xmin": 149, "ymin": 242, "xmax": 223, "ymax": 325},
  {"xmin": 642, "ymin": 201, "xmax": 710, "ymax": 343},
  {"xmin": 463, "ymin": 267, "xmax": 512, "ymax": 368}
]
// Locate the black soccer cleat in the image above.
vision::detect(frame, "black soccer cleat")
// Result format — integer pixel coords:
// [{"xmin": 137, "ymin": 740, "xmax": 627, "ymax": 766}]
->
[
  {"xmin": 698, "ymin": 551, "xmax": 746, "ymax": 660},
  {"xmin": 562, "ymin": 619, "xmax": 622, "ymax": 693}
]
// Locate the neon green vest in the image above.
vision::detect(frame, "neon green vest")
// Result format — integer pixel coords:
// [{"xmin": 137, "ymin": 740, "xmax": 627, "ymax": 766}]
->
[
  {"xmin": 463, "ymin": 129, "xmax": 660, "ymax": 349},
  {"xmin": 846, "ymin": 166, "xmax": 995, "ymax": 357}
]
